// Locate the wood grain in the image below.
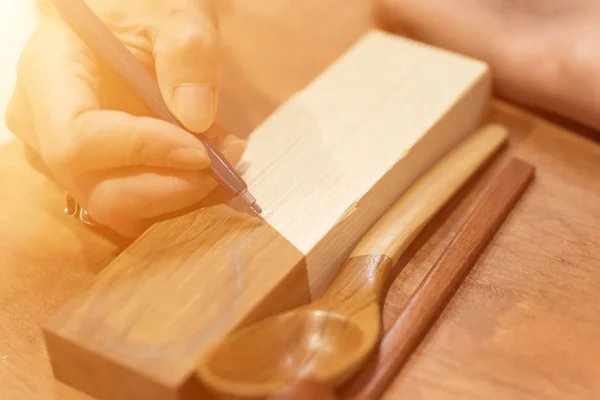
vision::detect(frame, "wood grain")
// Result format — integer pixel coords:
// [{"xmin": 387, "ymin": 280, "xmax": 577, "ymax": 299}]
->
[
  {"xmin": 44, "ymin": 205, "xmax": 309, "ymax": 400},
  {"xmin": 236, "ymin": 29, "xmax": 491, "ymax": 298},
  {"xmin": 342, "ymin": 158, "xmax": 535, "ymax": 399},
  {"xmin": 198, "ymin": 255, "xmax": 393, "ymax": 400},
  {"xmin": 350, "ymin": 124, "xmax": 507, "ymax": 265},
  {"xmin": 196, "ymin": 124, "xmax": 507, "ymax": 399},
  {"xmin": 42, "ymin": 28, "xmax": 491, "ymax": 400},
  {"xmin": 379, "ymin": 103, "xmax": 600, "ymax": 400},
  {"xmin": 268, "ymin": 157, "xmax": 535, "ymax": 400},
  {"xmin": 1, "ymin": 2, "xmax": 600, "ymax": 400}
]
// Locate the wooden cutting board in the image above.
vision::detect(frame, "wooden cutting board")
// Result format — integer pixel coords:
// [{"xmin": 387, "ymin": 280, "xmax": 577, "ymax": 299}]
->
[{"xmin": 1, "ymin": 1, "xmax": 599, "ymax": 399}]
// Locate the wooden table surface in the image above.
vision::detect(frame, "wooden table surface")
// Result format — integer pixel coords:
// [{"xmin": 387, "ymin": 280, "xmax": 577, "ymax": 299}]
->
[{"xmin": 1, "ymin": 1, "xmax": 599, "ymax": 399}]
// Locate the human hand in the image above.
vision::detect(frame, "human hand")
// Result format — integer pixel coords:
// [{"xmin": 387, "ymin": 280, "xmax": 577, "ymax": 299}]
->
[
  {"xmin": 4, "ymin": 0, "xmax": 245, "ymax": 237},
  {"xmin": 376, "ymin": 0, "xmax": 600, "ymax": 132}
]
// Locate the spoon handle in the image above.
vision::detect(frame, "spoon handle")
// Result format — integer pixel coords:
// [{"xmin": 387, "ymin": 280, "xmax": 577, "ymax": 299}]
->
[
  {"xmin": 343, "ymin": 157, "xmax": 534, "ymax": 400},
  {"xmin": 322, "ymin": 124, "xmax": 508, "ymax": 300},
  {"xmin": 275, "ymin": 157, "xmax": 535, "ymax": 400}
]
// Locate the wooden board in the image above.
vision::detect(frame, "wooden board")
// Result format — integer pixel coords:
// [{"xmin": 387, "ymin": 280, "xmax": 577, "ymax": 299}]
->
[
  {"xmin": 2, "ymin": 2, "xmax": 600, "ymax": 400},
  {"xmin": 379, "ymin": 102, "xmax": 600, "ymax": 399},
  {"xmin": 42, "ymin": 29, "xmax": 490, "ymax": 400}
]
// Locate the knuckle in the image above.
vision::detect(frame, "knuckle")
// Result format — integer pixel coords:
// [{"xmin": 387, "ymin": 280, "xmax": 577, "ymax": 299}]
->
[
  {"xmin": 177, "ymin": 25, "xmax": 213, "ymax": 50},
  {"xmin": 127, "ymin": 130, "xmax": 148, "ymax": 166},
  {"xmin": 160, "ymin": 20, "xmax": 216, "ymax": 54}
]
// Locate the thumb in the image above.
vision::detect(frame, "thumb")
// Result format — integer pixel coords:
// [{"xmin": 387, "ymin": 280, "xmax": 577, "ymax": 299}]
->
[{"xmin": 153, "ymin": 10, "xmax": 219, "ymax": 137}]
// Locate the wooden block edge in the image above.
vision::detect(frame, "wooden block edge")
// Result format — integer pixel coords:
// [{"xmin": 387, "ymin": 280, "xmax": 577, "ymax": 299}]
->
[{"xmin": 305, "ymin": 53, "xmax": 492, "ymax": 297}]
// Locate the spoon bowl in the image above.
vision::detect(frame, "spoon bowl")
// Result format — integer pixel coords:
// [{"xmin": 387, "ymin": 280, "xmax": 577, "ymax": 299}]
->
[{"xmin": 199, "ymin": 306, "xmax": 380, "ymax": 397}]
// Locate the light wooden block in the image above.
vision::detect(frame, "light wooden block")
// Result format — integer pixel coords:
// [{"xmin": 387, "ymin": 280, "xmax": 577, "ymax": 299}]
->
[{"xmin": 43, "ymin": 30, "xmax": 490, "ymax": 400}]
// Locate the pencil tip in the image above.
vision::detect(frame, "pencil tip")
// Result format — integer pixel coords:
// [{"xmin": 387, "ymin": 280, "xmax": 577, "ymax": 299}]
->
[
  {"xmin": 251, "ymin": 203, "xmax": 263, "ymax": 214},
  {"xmin": 239, "ymin": 190, "xmax": 262, "ymax": 215}
]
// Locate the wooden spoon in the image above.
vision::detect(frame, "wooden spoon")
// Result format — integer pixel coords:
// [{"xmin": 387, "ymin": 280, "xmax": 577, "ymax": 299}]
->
[
  {"xmin": 267, "ymin": 157, "xmax": 535, "ymax": 400},
  {"xmin": 341, "ymin": 157, "xmax": 535, "ymax": 400},
  {"xmin": 196, "ymin": 124, "xmax": 508, "ymax": 399}
]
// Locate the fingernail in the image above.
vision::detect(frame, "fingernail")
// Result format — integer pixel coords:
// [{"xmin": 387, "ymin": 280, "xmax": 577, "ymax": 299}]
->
[
  {"xmin": 168, "ymin": 148, "xmax": 210, "ymax": 170},
  {"xmin": 173, "ymin": 84, "xmax": 214, "ymax": 133},
  {"xmin": 224, "ymin": 137, "xmax": 247, "ymax": 163}
]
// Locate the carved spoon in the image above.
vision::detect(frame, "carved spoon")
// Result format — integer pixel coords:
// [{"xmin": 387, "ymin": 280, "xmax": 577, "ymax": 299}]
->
[{"xmin": 196, "ymin": 124, "xmax": 508, "ymax": 399}]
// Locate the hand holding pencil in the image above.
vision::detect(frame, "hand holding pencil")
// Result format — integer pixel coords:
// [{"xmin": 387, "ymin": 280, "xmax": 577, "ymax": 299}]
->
[{"xmin": 5, "ymin": 0, "xmax": 248, "ymax": 237}]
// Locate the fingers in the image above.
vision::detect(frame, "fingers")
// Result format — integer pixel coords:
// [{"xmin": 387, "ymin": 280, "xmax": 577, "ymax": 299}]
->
[
  {"xmin": 153, "ymin": 4, "xmax": 219, "ymax": 136},
  {"xmin": 84, "ymin": 136, "xmax": 246, "ymax": 237},
  {"xmin": 11, "ymin": 8, "xmax": 236, "ymax": 238},
  {"xmin": 17, "ymin": 20, "xmax": 211, "ymax": 175},
  {"xmin": 68, "ymin": 110, "xmax": 211, "ymax": 172},
  {"xmin": 17, "ymin": 20, "xmax": 99, "ymax": 154}
]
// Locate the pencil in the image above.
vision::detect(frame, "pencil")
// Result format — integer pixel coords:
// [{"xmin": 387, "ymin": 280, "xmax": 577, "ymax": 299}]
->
[{"xmin": 46, "ymin": 0, "xmax": 262, "ymax": 214}]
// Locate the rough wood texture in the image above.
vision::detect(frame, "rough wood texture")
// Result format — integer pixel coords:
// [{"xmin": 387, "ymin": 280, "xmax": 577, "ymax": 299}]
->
[
  {"xmin": 196, "ymin": 125, "xmax": 507, "ymax": 399},
  {"xmin": 343, "ymin": 158, "xmax": 535, "ymax": 400},
  {"xmin": 1, "ymin": 2, "xmax": 600, "ymax": 400},
  {"xmin": 41, "ymin": 28, "xmax": 491, "ymax": 400}
]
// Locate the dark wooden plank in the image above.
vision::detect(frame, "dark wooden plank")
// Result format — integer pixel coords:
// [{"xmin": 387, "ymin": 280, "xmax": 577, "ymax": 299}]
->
[{"xmin": 343, "ymin": 158, "xmax": 534, "ymax": 399}]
